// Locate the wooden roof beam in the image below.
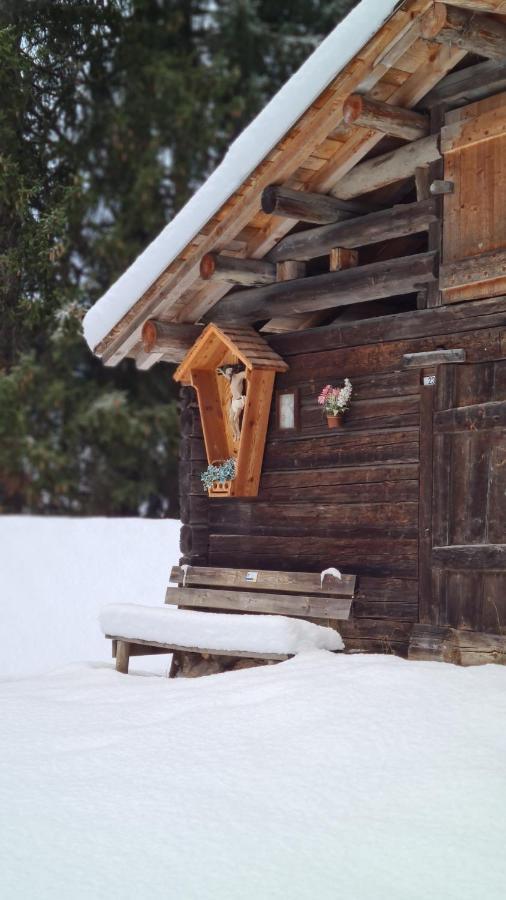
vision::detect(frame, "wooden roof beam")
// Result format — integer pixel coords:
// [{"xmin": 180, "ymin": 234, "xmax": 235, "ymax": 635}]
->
[
  {"xmin": 422, "ymin": 4, "xmax": 506, "ymax": 62},
  {"xmin": 260, "ymin": 185, "xmax": 371, "ymax": 225},
  {"xmin": 421, "ymin": 58, "xmax": 506, "ymax": 109},
  {"xmin": 199, "ymin": 253, "xmax": 276, "ymax": 286},
  {"xmin": 331, "ymin": 134, "xmax": 440, "ymax": 200},
  {"xmin": 343, "ymin": 94, "xmax": 429, "ymax": 141},
  {"xmin": 141, "ymin": 320, "xmax": 204, "ymax": 357},
  {"xmin": 267, "ymin": 198, "xmax": 437, "ymax": 263},
  {"xmin": 209, "ymin": 251, "xmax": 437, "ymax": 324}
]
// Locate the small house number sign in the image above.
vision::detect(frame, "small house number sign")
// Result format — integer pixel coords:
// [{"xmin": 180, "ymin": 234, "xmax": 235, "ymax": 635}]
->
[{"xmin": 423, "ymin": 375, "xmax": 437, "ymax": 386}]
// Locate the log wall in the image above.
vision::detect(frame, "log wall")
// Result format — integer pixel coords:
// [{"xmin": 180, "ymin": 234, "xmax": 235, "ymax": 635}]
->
[{"xmin": 179, "ymin": 300, "xmax": 506, "ymax": 657}]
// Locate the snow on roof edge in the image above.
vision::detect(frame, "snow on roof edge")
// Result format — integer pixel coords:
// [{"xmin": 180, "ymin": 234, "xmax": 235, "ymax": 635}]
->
[{"xmin": 83, "ymin": 0, "xmax": 401, "ymax": 353}]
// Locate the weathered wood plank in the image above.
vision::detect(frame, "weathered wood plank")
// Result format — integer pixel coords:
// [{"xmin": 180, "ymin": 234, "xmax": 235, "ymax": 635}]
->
[
  {"xmin": 273, "ymin": 328, "xmax": 503, "ymax": 386},
  {"xmin": 422, "ymin": 58, "xmax": 506, "ymax": 110},
  {"xmin": 267, "ymin": 199, "xmax": 437, "ymax": 263},
  {"xmin": 432, "ymin": 544, "xmax": 506, "ymax": 570},
  {"xmin": 169, "ymin": 565, "xmax": 356, "ymax": 597},
  {"xmin": 165, "ymin": 586, "xmax": 353, "ymax": 620},
  {"xmin": 403, "ymin": 348, "xmax": 466, "ymax": 367},
  {"xmin": 440, "ymin": 248, "xmax": 506, "ymax": 297},
  {"xmin": 418, "ymin": 372, "xmax": 436, "ymax": 624},
  {"xmin": 209, "ymin": 535, "xmax": 419, "ymax": 578},
  {"xmin": 211, "ymin": 252, "xmax": 437, "ymax": 324},
  {"xmin": 409, "ymin": 624, "xmax": 506, "ymax": 666},
  {"xmin": 208, "ymin": 499, "xmax": 419, "ymax": 539},
  {"xmin": 267, "ymin": 297, "xmax": 506, "ymax": 357},
  {"xmin": 434, "ymin": 400, "xmax": 506, "ymax": 433},
  {"xmin": 107, "ymin": 634, "xmax": 290, "ymax": 662}
]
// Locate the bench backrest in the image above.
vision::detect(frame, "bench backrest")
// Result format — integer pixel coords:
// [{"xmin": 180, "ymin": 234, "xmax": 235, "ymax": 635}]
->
[{"xmin": 166, "ymin": 565, "xmax": 355, "ymax": 621}]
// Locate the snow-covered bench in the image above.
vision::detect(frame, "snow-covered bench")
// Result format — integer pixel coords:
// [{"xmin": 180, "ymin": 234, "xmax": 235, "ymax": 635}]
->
[{"xmin": 101, "ymin": 565, "xmax": 356, "ymax": 676}]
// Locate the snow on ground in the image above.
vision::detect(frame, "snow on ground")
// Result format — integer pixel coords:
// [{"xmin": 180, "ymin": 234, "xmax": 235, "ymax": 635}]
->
[
  {"xmin": 1, "ymin": 652, "xmax": 506, "ymax": 900},
  {"xmin": 1, "ymin": 516, "xmax": 506, "ymax": 898},
  {"xmin": 0, "ymin": 516, "xmax": 181, "ymax": 678}
]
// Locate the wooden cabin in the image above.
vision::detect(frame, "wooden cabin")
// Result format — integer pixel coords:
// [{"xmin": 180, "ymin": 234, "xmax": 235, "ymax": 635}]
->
[{"xmin": 84, "ymin": 0, "xmax": 506, "ymax": 664}]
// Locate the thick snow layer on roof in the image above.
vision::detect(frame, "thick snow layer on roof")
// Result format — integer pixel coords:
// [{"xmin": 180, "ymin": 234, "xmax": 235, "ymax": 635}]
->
[
  {"xmin": 99, "ymin": 602, "xmax": 344, "ymax": 654},
  {"xmin": 83, "ymin": 0, "xmax": 400, "ymax": 351}
]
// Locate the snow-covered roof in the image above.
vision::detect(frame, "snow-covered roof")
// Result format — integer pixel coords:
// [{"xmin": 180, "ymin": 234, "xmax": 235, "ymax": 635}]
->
[{"xmin": 83, "ymin": 0, "xmax": 400, "ymax": 353}]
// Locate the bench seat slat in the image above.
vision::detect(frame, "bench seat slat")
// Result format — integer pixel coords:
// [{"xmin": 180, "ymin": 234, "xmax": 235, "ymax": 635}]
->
[
  {"xmin": 165, "ymin": 586, "xmax": 352, "ymax": 620},
  {"xmin": 170, "ymin": 565, "xmax": 355, "ymax": 598},
  {"xmin": 107, "ymin": 635, "xmax": 290, "ymax": 662}
]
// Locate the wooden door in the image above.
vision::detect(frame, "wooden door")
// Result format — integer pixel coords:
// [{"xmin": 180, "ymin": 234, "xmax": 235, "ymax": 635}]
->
[
  {"xmin": 440, "ymin": 92, "xmax": 506, "ymax": 303},
  {"xmin": 430, "ymin": 361, "xmax": 506, "ymax": 633}
]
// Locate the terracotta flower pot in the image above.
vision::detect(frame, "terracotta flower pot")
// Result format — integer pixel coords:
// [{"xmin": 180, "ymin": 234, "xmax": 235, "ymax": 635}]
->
[{"xmin": 327, "ymin": 414, "xmax": 344, "ymax": 429}]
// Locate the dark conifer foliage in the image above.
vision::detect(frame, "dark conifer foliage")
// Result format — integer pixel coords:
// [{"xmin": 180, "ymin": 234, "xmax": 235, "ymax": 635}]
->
[{"xmin": 0, "ymin": 0, "xmax": 355, "ymax": 516}]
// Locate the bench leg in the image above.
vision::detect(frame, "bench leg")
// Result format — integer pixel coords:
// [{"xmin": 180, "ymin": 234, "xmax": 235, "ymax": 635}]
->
[{"xmin": 116, "ymin": 640, "xmax": 130, "ymax": 674}]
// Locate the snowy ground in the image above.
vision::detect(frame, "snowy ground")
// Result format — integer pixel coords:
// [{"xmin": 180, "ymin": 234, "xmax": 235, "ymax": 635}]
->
[{"xmin": 1, "ymin": 517, "xmax": 506, "ymax": 899}]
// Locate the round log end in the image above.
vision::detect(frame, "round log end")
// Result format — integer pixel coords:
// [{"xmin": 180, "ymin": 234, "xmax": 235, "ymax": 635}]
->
[
  {"xmin": 200, "ymin": 253, "xmax": 217, "ymax": 280},
  {"xmin": 261, "ymin": 185, "xmax": 278, "ymax": 215},
  {"xmin": 141, "ymin": 319, "xmax": 158, "ymax": 352},
  {"xmin": 343, "ymin": 94, "xmax": 364, "ymax": 125}
]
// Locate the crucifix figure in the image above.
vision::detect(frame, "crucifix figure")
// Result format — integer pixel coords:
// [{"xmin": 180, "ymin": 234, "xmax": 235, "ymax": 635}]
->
[{"xmin": 217, "ymin": 364, "xmax": 247, "ymax": 441}]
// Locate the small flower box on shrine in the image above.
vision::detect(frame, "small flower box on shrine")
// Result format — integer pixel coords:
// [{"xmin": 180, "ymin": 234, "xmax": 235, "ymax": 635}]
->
[{"xmin": 173, "ymin": 323, "xmax": 288, "ymax": 497}]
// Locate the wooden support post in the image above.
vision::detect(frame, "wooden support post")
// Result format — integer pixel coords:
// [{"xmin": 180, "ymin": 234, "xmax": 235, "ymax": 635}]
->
[
  {"xmin": 267, "ymin": 199, "xmax": 437, "ymax": 263},
  {"xmin": 343, "ymin": 94, "xmax": 429, "ymax": 141},
  {"xmin": 199, "ymin": 253, "xmax": 276, "ymax": 286},
  {"xmin": 261, "ymin": 184, "xmax": 370, "ymax": 225},
  {"xmin": 116, "ymin": 640, "xmax": 130, "ymax": 674},
  {"xmin": 421, "ymin": 4, "xmax": 506, "ymax": 62},
  {"xmin": 210, "ymin": 252, "xmax": 437, "ymax": 324},
  {"xmin": 276, "ymin": 260, "xmax": 306, "ymax": 281},
  {"xmin": 329, "ymin": 248, "xmax": 358, "ymax": 272},
  {"xmin": 331, "ymin": 135, "xmax": 440, "ymax": 200}
]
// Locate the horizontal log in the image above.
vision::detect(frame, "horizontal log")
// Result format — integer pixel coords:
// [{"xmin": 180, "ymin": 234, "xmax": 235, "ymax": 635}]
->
[
  {"xmin": 402, "ymin": 349, "xmax": 466, "ymax": 368},
  {"xmin": 440, "ymin": 248, "xmax": 506, "ymax": 292},
  {"xmin": 343, "ymin": 94, "xmax": 429, "ymax": 141},
  {"xmin": 422, "ymin": 4, "xmax": 506, "ymax": 63},
  {"xmin": 421, "ymin": 58, "xmax": 506, "ymax": 109},
  {"xmin": 141, "ymin": 320, "xmax": 203, "ymax": 356},
  {"xmin": 409, "ymin": 624, "xmax": 506, "ymax": 666},
  {"xmin": 210, "ymin": 252, "xmax": 437, "ymax": 323},
  {"xmin": 432, "ymin": 544, "xmax": 506, "ymax": 570},
  {"xmin": 165, "ymin": 586, "xmax": 352, "ymax": 620},
  {"xmin": 331, "ymin": 134, "xmax": 440, "ymax": 200},
  {"xmin": 268, "ymin": 199, "xmax": 437, "ymax": 263},
  {"xmin": 434, "ymin": 400, "xmax": 506, "ymax": 433},
  {"xmin": 209, "ymin": 534, "xmax": 419, "ymax": 578},
  {"xmin": 268, "ymin": 296, "xmax": 506, "ymax": 358},
  {"xmin": 199, "ymin": 252, "xmax": 276, "ymax": 286},
  {"xmin": 261, "ymin": 185, "xmax": 369, "ymax": 225}
]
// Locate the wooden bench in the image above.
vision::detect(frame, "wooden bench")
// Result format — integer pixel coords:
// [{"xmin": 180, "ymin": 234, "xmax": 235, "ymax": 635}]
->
[{"xmin": 108, "ymin": 565, "xmax": 356, "ymax": 676}]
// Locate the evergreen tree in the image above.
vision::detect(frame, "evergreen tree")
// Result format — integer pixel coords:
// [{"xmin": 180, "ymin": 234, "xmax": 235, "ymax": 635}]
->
[{"xmin": 0, "ymin": 0, "xmax": 356, "ymax": 517}]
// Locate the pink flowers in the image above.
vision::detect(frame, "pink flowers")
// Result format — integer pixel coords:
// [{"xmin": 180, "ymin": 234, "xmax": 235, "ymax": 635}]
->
[{"xmin": 318, "ymin": 379, "xmax": 353, "ymax": 415}]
